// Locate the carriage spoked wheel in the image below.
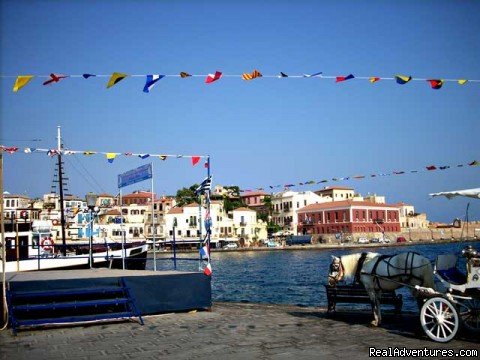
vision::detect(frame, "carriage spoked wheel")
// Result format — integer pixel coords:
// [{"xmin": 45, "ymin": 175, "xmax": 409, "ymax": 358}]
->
[
  {"xmin": 456, "ymin": 297, "xmax": 480, "ymax": 333},
  {"xmin": 420, "ymin": 297, "xmax": 459, "ymax": 343}
]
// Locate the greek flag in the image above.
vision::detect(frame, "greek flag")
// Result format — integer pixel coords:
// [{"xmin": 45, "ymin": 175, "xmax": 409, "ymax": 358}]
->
[
  {"xmin": 143, "ymin": 74, "xmax": 165, "ymax": 93},
  {"xmin": 195, "ymin": 175, "xmax": 212, "ymax": 195}
]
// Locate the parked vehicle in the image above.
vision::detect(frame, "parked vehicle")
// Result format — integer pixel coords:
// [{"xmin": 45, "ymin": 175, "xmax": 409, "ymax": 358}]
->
[
  {"xmin": 286, "ymin": 235, "xmax": 312, "ymax": 246},
  {"xmin": 223, "ymin": 243, "xmax": 238, "ymax": 250},
  {"xmin": 397, "ymin": 236, "xmax": 407, "ymax": 243},
  {"xmin": 267, "ymin": 240, "xmax": 281, "ymax": 248},
  {"xmin": 380, "ymin": 237, "xmax": 391, "ymax": 244},
  {"xmin": 357, "ymin": 237, "xmax": 369, "ymax": 244},
  {"xmin": 370, "ymin": 237, "xmax": 380, "ymax": 243}
]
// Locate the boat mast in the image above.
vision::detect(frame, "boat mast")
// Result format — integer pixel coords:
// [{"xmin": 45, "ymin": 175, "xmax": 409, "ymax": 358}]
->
[{"xmin": 57, "ymin": 126, "xmax": 67, "ymax": 256}]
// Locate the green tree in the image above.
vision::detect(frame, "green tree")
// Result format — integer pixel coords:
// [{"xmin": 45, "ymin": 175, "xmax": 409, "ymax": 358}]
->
[{"xmin": 175, "ymin": 184, "xmax": 199, "ymax": 207}]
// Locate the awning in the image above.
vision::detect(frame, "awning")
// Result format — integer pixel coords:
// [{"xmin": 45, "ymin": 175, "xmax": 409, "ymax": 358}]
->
[{"xmin": 429, "ymin": 188, "xmax": 480, "ymax": 200}]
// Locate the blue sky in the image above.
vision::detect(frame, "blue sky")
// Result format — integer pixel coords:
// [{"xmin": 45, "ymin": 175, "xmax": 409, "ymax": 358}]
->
[{"xmin": 1, "ymin": 0, "xmax": 479, "ymax": 222}]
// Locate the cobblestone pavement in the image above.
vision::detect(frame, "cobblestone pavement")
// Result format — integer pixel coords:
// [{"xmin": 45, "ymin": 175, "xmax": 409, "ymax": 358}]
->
[{"xmin": 1, "ymin": 302, "xmax": 478, "ymax": 360}]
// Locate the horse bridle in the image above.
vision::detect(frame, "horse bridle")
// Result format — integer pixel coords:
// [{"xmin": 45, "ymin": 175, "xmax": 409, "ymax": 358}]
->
[{"xmin": 328, "ymin": 259, "xmax": 345, "ymax": 286}]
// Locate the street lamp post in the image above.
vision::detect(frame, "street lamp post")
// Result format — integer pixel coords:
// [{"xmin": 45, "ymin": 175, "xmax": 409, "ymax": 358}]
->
[
  {"xmin": 86, "ymin": 193, "xmax": 98, "ymax": 269},
  {"xmin": 172, "ymin": 217, "xmax": 177, "ymax": 270}
]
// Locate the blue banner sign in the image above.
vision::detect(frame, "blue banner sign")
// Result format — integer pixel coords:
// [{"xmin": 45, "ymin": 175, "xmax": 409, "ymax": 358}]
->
[{"xmin": 118, "ymin": 163, "xmax": 153, "ymax": 188}]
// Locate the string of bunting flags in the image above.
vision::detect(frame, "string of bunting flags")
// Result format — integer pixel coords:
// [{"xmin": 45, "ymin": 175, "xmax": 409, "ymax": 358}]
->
[
  {"xmin": 0, "ymin": 145, "xmax": 210, "ymax": 167},
  {"xmin": 3, "ymin": 70, "xmax": 479, "ymax": 93},
  {"xmin": 239, "ymin": 160, "xmax": 480, "ymax": 193}
]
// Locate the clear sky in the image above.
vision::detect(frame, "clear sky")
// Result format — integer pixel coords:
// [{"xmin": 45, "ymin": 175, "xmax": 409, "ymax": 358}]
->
[{"xmin": 1, "ymin": 0, "xmax": 479, "ymax": 223}]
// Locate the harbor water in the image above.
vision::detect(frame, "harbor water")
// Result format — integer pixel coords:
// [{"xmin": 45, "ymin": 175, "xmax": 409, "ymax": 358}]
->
[{"xmin": 146, "ymin": 241, "xmax": 479, "ymax": 312}]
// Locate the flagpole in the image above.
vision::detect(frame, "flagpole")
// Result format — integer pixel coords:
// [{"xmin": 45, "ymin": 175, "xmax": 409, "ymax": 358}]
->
[
  {"xmin": 207, "ymin": 156, "xmax": 211, "ymax": 256},
  {"xmin": 120, "ymin": 189, "xmax": 125, "ymax": 270},
  {"xmin": 151, "ymin": 162, "xmax": 156, "ymax": 271}
]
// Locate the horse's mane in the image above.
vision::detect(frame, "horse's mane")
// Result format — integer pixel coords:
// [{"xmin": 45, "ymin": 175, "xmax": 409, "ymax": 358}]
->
[{"xmin": 340, "ymin": 252, "xmax": 380, "ymax": 278}]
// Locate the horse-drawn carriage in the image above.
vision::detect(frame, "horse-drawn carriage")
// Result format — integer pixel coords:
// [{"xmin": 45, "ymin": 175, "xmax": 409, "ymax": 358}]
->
[
  {"xmin": 327, "ymin": 247, "xmax": 480, "ymax": 343},
  {"xmin": 419, "ymin": 245, "xmax": 480, "ymax": 342}
]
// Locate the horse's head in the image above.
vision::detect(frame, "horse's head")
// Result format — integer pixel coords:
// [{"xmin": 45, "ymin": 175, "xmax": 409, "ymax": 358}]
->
[{"xmin": 328, "ymin": 255, "xmax": 344, "ymax": 286}]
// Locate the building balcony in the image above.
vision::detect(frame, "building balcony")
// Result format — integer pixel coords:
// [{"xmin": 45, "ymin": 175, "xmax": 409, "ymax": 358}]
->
[
  {"xmin": 189, "ymin": 223, "xmax": 198, "ymax": 228},
  {"xmin": 301, "ymin": 221, "xmax": 314, "ymax": 226},
  {"xmin": 239, "ymin": 222, "xmax": 246, "ymax": 227}
]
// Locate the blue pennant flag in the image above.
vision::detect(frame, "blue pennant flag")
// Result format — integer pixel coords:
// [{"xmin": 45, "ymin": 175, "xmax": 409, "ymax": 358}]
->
[{"xmin": 143, "ymin": 74, "xmax": 165, "ymax": 93}]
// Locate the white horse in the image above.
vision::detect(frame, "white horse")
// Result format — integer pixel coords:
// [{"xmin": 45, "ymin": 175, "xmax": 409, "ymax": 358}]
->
[{"xmin": 328, "ymin": 252, "xmax": 435, "ymax": 326}]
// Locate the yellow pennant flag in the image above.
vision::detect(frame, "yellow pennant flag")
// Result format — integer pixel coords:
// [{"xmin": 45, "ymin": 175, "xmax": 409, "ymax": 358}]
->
[
  {"xmin": 458, "ymin": 79, "xmax": 468, "ymax": 85},
  {"xmin": 107, "ymin": 72, "xmax": 128, "ymax": 89},
  {"xmin": 83, "ymin": 151, "xmax": 96, "ymax": 155},
  {"xmin": 106, "ymin": 153, "xmax": 117, "ymax": 163},
  {"xmin": 13, "ymin": 75, "xmax": 34, "ymax": 92}
]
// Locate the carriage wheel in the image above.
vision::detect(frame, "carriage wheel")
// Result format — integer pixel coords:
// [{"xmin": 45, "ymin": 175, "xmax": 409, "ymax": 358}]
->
[
  {"xmin": 456, "ymin": 298, "xmax": 480, "ymax": 333},
  {"xmin": 420, "ymin": 297, "xmax": 459, "ymax": 343}
]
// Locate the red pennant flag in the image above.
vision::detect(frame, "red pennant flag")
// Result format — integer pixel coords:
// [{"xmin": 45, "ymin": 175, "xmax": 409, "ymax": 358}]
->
[
  {"xmin": 2, "ymin": 146, "xmax": 19, "ymax": 154},
  {"xmin": 191, "ymin": 156, "xmax": 200, "ymax": 166},
  {"xmin": 43, "ymin": 73, "xmax": 68, "ymax": 85},
  {"xmin": 426, "ymin": 165, "xmax": 437, "ymax": 171},
  {"xmin": 204, "ymin": 158, "xmax": 209, "ymax": 168},
  {"xmin": 203, "ymin": 263, "xmax": 212, "ymax": 276},
  {"xmin": 205, "ymin": 71, "xmax": 222, "ymax": 84}
]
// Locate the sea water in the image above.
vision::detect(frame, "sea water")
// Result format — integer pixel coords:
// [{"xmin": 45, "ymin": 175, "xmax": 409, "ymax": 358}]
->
[{"xmin": 146, "ymin": 241, "xmax": 479, "ymax": 312}]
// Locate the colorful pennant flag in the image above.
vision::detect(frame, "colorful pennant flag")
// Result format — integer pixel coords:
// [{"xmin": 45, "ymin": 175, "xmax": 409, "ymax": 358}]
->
[
  {"xmin": 82, "ymin": 74, "xmax": 96, "ymax": 79},
  {"xmin": 279, "ymin": 72, "xmax": 289, "ymax": 78},
  {"xmin": 83, "ymin": 151, "xmax": 96, "ymax": 155},
  {"xmin": 469, "ymin": 160, "xmax": 479, "ymax": 166},
  {"xmin": 143, "ymin": 74, "xmax": 165, "ymax": 93},
  {"xmin": 159, "ymin": 155, "xmax": 167, "ymax": 160},
  {"xmin": 369, "ymin": 77, "xmax": 380, "ymax": 83},
  {"xmin": 458, "ymin": 79, "xmax": 468, "ymax": 85},
  {"xmin": 205, "ymin": 71, "xmax": 222, "ymax": 84},
  {"xmin": 336, "ymin": 74, "xmax": 355, "ymax": 82},
  {"xmin": 199, "ymin": 246, "xmax": 209, "ymax": 260},
  {"xmin": 180, "ymin": 72, "xmax": 191, "ymax": 78},
  {"xmin": 43, "ymin": 73, "xmax": 68, "ymax": 86},
  {"xmin": 204, "ymin": 158, "xmax": 209, "ymax": 169},
  {"xmin": 13, "ymin": 75, "xmax": 34, "ymax": 92},
  {"xmin": 303, "ymin": 72, "xmax": 322, "ymax": 78},
  {"xmin": 242, "ymin": 70, "xmax": 262, "ymax": 81},
  {"xmin": 191, "ymin": 156, "xmax": 201, "ymax": 166},
  {"xmin": 106, "ymin": 153, "xmax": 117, "ymax": 163},
  {"xmin": 24, "ymin": 148, "xmax": 32, "ymax": 153},
  {"xmin": 2, "ymin": 147, "xmax": 19, "ymax": 154},
  {"xmin": 195, "ymin": 175, "xmax": 212, "ymax": 195},
  {"xmin": 203, "ymin": 262, "xmax": 212, "ymax": 276},
  {"xmin": 124, "ymin": 152, "xmax": 133, "ymax": 156},
  {"xmin": 138, "ymin": 154, "xmax": 150, "ymax": 159},
  {"xmin": 428, "ymin": 79, "xmax": 443, "ymax": 90},
  {"xmin": 395, "ymin": 75, "xmax": 412, "ymax": 85},
  {"xmin": 47, "ymin": 149, "xmax": 59, "ymax": 157},
  {"xmin": 426, "ymin": 165, "xmax": 437, "ymax": 171},
  {"xmin": 107, "ymin": 72, "xmax": 128, "ymax": 89}
]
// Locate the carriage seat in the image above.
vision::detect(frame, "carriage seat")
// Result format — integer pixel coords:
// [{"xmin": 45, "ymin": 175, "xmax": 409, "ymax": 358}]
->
[
  {"xmin": 436, "ymin": 268, "xmax": 467, "ymax": 285},
  {"xmin": 435, "ymin": 254, "xmax": 467, "ymax": 285}
]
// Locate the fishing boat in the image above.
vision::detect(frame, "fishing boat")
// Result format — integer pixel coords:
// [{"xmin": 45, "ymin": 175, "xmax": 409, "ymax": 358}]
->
[
  {"xmin": 1, "ymin": 219, "xmax": 148, "ymax": 273},
  {"xmin": 1, "ymin": 127, "xmax": 149, "ymax": 273}
]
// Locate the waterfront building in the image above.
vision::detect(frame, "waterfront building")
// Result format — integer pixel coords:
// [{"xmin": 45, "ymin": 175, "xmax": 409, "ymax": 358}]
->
[
  {"xmin": 297, "ymin": 200, "xmax": 401, "ymax": 236},
  {"xmin": 231, "ymin": 207, "xmax": 267, "ymax": 246},
  {"xmin": 395, "ymin": 202, "xmax": 429, "ymax": 229},
  {"xmin": 144, "ymin": 197, "xmax": 176, "ymax": 240},
  {"xmin": 120, "ymin": 190, "xmax": 155, "ymax": 206},
  {"xmin": 272, "ymin": 190, "xmax": 329, "ymax": 235},
  {"xmin": 314, "ymin": 186, "xmax": 355, "ymax": 201},
  {"xmin": 240, "ymin": 191, "xmax": 269, "ymax": 216}
]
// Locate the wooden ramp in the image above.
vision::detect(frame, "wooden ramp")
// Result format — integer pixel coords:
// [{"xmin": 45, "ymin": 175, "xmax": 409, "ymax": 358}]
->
[{"xmin": 2, "ymin": 269, "xmax": 212, "ymax": 333}]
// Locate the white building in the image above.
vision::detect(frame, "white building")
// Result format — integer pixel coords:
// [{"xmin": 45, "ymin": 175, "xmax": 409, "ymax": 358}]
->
[
  {"xmin": 231, "ymin": 207, "xmax": 267, "ymax": 246},
  {"xmin": 272, "ymin": 190, "xmax": 329, "ymax": 234}
]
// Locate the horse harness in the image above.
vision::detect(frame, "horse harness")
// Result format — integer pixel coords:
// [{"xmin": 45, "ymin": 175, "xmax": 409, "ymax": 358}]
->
[{"xmin": 357, "ymin": 252, "xmax": 428, "ymax": 290}]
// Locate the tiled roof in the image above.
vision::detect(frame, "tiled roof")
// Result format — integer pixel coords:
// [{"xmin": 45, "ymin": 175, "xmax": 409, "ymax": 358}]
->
[
  {"xmin": 298, "ymin": 200, "xmax": 399, "ymax": 212},
  {"xmin": 233, "ymin": 207, "xmax": 255, "ymax": 212},
  {"xmin": 241, "ymin": 191, "xmax": 268, "ymax": 197},
  {"xmin": 316, "ymin": 186, "xmax": 354, "ymax": 191},
  {"xmin": 122, "ymin": 192, "xmax": 155, "ymax": 199},
  {"xmin": 168, "ymin": 207, "xmax": 184, "ymax": 214}
]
